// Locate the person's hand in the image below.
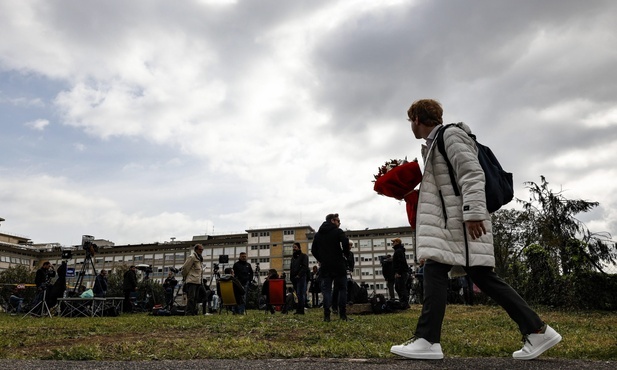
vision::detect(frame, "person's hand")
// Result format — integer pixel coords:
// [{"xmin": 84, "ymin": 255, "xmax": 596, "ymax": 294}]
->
[{"xmin": 466, "ymin": 220, "xmax": 486, "ymax": 240}]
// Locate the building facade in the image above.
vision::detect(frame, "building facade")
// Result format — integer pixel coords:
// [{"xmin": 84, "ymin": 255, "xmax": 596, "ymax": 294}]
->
[{"xmin": 0, "ymin": 220, "xmax": 416, "ymax": 296}]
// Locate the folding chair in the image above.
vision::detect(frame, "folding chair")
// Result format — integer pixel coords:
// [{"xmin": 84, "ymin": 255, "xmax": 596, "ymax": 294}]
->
[
  {"xmin": 218, "ymin": 280, "xmax": 238, "ymax": 314},
  {"xmin": 266, "ymin": 279, "xmax": 285, "ymax": 313}
]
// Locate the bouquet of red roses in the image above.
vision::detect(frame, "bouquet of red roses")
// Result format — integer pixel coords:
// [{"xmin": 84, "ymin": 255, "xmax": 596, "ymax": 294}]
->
[{"xmin": 373, "ymin": 158, "xmax": 422, "ymax": 229}]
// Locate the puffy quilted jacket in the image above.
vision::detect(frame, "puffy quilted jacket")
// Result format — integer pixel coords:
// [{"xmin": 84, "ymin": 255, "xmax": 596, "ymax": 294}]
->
[{"xmin": 416, "ymin": 122, "xmax": 494, "ymax": 269}]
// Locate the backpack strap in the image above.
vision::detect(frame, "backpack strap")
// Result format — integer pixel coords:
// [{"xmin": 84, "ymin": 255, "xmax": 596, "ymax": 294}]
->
[{"xmin": 435, "ymin": 123, "xmax": 461, "ymax": 196}]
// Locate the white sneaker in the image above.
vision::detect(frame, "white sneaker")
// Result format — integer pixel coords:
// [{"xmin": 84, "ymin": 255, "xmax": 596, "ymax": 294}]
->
[
  {"xmin": 390, "ymin": 337, "xmax": 444, "ymax": 360},
  {"xmin": 513, "ymin": 325, "xmax": 562, "ymax": 360}
]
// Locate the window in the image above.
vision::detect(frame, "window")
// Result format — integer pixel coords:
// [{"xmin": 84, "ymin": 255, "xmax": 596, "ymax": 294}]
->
[
  {"xmin": 283, "ymin": 230, "xmax": 294, "ymax": 235},
  {"xmin": 260, "ymin": 231, "xmax": 270, "ymax": 237},
  {"xmin": 359, "ymin": 239, "xmax": 372, "ymax": 251},
  {"xmin": 283, "ymin": 244, "xmax": 293, "ymax": 256},
  {"xmin": 259, "ymin": 245, "xmax": 270, "ymax": 250},
  {"xmin": 251, "ymin": 245, "xmax": 259, "ymax": 250}
]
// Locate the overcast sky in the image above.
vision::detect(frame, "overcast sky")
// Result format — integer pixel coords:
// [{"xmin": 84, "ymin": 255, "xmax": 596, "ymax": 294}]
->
[{"xmin": 1, "ymin": 0, "xmax": 616, "ymax": 247}]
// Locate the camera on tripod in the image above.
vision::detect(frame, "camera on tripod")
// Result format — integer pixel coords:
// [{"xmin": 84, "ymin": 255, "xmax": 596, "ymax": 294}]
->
[
  {"xmin": 136, "ymin": 264, "xmax": 154, "ymax": 278},
  {"xmin": 81, "ymin": 235, "xmax": 99, "ymax": 257}
]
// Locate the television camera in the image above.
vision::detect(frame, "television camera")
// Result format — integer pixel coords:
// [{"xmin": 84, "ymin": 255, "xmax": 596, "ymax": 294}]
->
[
  {"xmin": 81, "ymin": 235, "xmax": 99, "ymax": 257},
  {"xmin": 136, "ymin": 264, "xmax": 154, "ymax": 278}
]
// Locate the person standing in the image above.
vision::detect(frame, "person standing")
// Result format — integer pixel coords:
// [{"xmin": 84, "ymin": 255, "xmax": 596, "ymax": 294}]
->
[
  {"xmin": 182, "ymin": 244, "xmax": 206, "ymax": 316},
  {"xmin": 232, "ymin": 252, "xmax": 253, "ymax": 314},
  {"xmin": 308, "ymin": 265, "xmax": 321, "ymax": 308},
  {"xmin": 390, "ymin": 98, "xmax": 561, "ymax": 360},
  {"xmin": 31, "ymin": 261, "xmax": 55, "ymax": 307},
  {"xmin": 163, "ymin": 270, "xmax": 178, "ymax": 309},
  {"xmin": 391, "ymin": 238, "xmax": 410, "ymax": 309},
  {"xmin": 381, "ymin": 254, "xmax": 396, "ymax": 300},
  {"xmin": 290, "ymin": 242, "xmax": 309, "ymax": 315},
  {"xmin": 93, "ymin": 269, "xmax": 108, "ymax": 298},
  {"xmin": 123, "ymin": 265, "xmax": 138, "ymax": 313},
  {"xmin": 310, "ymin": 213, "xmax": 351, "ymax": 322}
]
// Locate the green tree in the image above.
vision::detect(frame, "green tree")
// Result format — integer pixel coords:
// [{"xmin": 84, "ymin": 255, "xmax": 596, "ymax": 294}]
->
[
  {"xmin": 520, "ymin": 176, "xmax": 616, "ymax": 274},
  {"xmin": 491, "ymin": 208, "xmax": 533, "ymax": 278},
  {"xmin": 0, "ymin": 265, "xmax": 37, "ymax": 303}
]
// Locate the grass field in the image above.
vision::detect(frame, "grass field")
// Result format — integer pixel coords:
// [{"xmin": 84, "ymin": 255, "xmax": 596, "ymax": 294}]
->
[{"xmin": 1, "ymin": 305, "xmax": 615, "ymax": 361}]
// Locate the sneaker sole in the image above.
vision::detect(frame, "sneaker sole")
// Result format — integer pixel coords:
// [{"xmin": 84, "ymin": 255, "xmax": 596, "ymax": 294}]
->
[
  {"xmin": 513, "ymin": 333, "xmax": 563, "ymax": 360},
  {"xmin": 390, "ymin": 347, "xmax": 444, "ymax": 360}
]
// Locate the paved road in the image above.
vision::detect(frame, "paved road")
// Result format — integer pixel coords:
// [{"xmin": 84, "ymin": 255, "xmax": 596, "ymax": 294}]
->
[{"xmin": 2, "ymin": 358, "xmax": 614, "ymax": 370}]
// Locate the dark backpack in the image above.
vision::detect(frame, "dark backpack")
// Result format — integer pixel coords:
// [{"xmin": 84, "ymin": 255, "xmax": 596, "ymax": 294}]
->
[
  {"xmin": 436, "ymin": 123, "xmax": 513, "ymax": 213},
  {"xmin": 370, "ymin": 293, "xmax": 388, "ymax": 314}
]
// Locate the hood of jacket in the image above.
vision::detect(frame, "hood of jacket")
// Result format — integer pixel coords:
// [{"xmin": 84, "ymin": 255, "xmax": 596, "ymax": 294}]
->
[{"xmin": 318, "ymin": 221, "xmax": 337, "ymax": 234}]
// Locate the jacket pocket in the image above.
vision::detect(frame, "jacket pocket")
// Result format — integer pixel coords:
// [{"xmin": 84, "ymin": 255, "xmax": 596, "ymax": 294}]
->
[{"xmin": 439, "ymin": 190, "xmax": 448, "ymax": 227}]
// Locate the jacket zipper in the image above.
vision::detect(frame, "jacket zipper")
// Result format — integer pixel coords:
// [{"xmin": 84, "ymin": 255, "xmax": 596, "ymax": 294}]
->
[{"xmin": 439, "ymin": 190, "xmax": 448, "ymax": 226}]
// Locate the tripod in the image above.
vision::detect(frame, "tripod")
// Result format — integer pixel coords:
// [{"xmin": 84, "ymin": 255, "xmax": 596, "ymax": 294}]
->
[
  {"xmin": 23, "ymin": 289, "xmax": 52, "ymax": 318},
  {"xmin": 72, "ymin": 253, "xmax": 97, "ymax": 296},
  {"xmin": 137, "ymin": 273, "xmax": 157, "ymax": 311}
]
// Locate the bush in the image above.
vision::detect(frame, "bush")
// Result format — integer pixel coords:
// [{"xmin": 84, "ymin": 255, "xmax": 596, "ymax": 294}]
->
[{"xmin": 564, "ymin": 271, "xmax": 617, "ymax": 310}]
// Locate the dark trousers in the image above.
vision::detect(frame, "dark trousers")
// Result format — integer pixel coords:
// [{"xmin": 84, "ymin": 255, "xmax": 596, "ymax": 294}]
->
[
  {"xmin": 321, "ymin": 274, "xmax": 347, "ymax": 317},
  {"xmin": 386, "ymin": 279, "xmax": 396, "ymax": 300},
  {"xmin": 293, "ymin": 277, "xmax": 307, "ymax": 313},
  {"xmin": 123, "ymin": 289, "xmax": 133, "ymax": 312},
  {"xmin": 185, "ymin": 283, "xmax": 206, "ymax": 315},
  {"xmin": 395, "ymin": 273, "xmax": 409, "ymax": 304},
  {"xmin": 415, "ymin": 260, "xmax": 543, "ymax": 343}
]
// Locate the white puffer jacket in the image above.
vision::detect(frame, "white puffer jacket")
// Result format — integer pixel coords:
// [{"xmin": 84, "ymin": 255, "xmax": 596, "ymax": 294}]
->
[{"xmin": 416, "ymin": 122, "xmax": 494, "ymax": 269}]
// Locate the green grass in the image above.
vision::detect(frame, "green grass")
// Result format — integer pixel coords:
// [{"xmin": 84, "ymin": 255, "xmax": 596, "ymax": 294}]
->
[{"xmin": 1, "ymin": 305, "xmax": 615, "ymax": 360}]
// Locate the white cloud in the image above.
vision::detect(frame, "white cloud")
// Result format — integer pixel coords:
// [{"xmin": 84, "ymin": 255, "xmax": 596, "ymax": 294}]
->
[
  {"xmin": 25, "ymin": 118, "xmax": 49, "ymax": 130},
  {"xmin": 1, "ymin": 0, "xmax": 617, "ymax": 248}
]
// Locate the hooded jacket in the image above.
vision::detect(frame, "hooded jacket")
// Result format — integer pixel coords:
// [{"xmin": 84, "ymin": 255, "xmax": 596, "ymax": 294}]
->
[
  {"xmin": 416, "ymin": 122, "xmax": 494, "ymax": 271},
  {"xmin": 311, "ymin": 221, "xmax": 350, "ymax": 277},
  {"xmin": 182, "ymin": 250, "xmax": 204, "ymax": 285}
]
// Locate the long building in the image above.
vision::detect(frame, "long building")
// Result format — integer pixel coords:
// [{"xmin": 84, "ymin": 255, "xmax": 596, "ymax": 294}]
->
[{"xmin": 0, "ymin": 218, "xmax": 416, "ymax": 296}]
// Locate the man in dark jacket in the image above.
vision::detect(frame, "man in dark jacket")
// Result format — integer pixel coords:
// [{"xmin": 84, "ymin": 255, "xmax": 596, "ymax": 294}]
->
[
  {"xmin": 290, "ymin": 242, "xmax": 309, "ymax": 314},
  {"xmin": 310, "ymin": 213, "xmax": 351, "ymax": 322},
  {"xmin": 123, "ymin": 265, "xmax": 138, "ymax": 313},
  {"xmin": 232, "ymin": 252, "xmax": 253, "ymax": 314},
  {"xmin": 392, "ymin": 238, "xmax": 410, "ymax": 308},
  {"xmin": 93, "ymin": 269, "xmax": 108, "ymax": 298}
]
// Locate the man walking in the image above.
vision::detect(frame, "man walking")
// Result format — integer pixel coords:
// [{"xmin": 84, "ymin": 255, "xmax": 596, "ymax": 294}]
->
[
  {"xmin": 391, "ymin": 238, "xmax": 410, "ymax": 308},
  {"xmin": 232, "ymin": 252, "xmax": 253, "ymax": 314},
  {"xmin": 390, "ymin": 99, "xmax": 561, "ymax": 360},
  {"xmin": 182, "ymin": 244, "xmax": 205, "ymax": 316},
  {"xmin": 290, "ymin": 242, "xmax": 309, "ymax": 315},
  {"xmin": 311, "ymin": 213, "xmax": 351, "ymax": 322}
]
